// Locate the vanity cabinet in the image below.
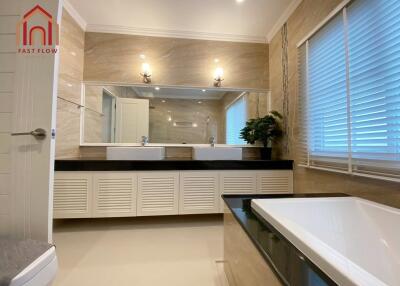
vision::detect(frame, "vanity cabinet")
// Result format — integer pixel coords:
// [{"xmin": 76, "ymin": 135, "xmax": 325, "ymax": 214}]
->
[
  {"xmin": 219, "ymin": 171, "xmax": 258, "ymax": 212},
  {"xmin": 257, "ymin": 170, "xmax": 293, "ymax": 194},
  {"xmin": 53, "ymin": 170, "xmax": 293, "ymax": 218},
  {"xmin": 53, "ymin": 172, "xmax": 93, "ymax": 219},
  {"xmin": 179, "ymin": 171, "xmax": 220, "ymax": 214},
  {"xmin": 137, "ymin": 172, "xmax": 179, "ymax": 216},
  {"xmin": 93, "ymin": 172, "xmax": 137, "ymax": 217}
]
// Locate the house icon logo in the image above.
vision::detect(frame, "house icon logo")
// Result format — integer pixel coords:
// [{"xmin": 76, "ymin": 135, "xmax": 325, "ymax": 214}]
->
[{"xmin": 16, "ymin": 4, "xmax": 59, "ymax": 54}]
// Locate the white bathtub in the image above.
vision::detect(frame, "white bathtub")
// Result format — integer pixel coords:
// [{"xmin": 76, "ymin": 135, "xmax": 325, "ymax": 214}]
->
[{"xmin": 251, "ymin": 197, "xmax": 400, "ymax": 286}]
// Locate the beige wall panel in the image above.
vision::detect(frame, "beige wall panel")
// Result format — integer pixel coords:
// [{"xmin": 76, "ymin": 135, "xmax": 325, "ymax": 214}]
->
[
  {"xmin": 0, "ymin": 174, "xmax": 10, "ymax": 195},
  {"xmin": 84, "ymin": 32, "xmax": 269, "ymax": 90},
  {"xmin": 0, "ymin": 154, "xmax": 10, "ymax": 174},
  {"xmin": 0, "ymin": 73, "xmax": 14, "ymax": 93},
  {"xmin": 55, "ymin": 9, "xmax": 85, "ymax": 159},
  {"xmin": 0, "ymin": 35, "xmax": 15, "ymax": 52},
  {"xmin": 0, "ymin": 94, "xmax": 12, "ymax": 112},
  {"xmin": 0, "ymin": 54, "xmax": 16, "ymax": 72}
]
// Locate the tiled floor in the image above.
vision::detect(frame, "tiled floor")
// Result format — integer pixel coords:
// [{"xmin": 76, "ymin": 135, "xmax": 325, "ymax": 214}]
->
[{"xmin": 53, "ymin": 215, "xmax": 225, "ymax": 286}]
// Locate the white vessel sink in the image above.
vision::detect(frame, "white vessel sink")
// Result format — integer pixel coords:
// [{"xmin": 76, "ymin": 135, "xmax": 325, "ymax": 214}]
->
[
  {"xmin": 192, "ymin": 147, "xmax": 242, "ymax": 160},
  {"xmin": 106, "ymin": 147, "xmax": 165, "ymax": 160}
]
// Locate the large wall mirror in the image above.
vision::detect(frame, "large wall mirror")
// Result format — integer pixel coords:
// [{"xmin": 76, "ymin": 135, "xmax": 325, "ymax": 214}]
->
[{"xmin": 82, "ymin": 84, "xmax": 270, "ymax": 145}]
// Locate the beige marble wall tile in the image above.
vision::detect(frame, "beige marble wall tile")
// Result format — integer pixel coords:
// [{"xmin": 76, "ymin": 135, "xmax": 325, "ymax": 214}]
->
[
  {"xmin": 164, "ymin": 147, "xmax": 192, "ymax": 159},
  {"xmin": 269, "ymin": 0, "xmax": 400, "ymax": 208},
  {"xmin": 55, "ymin": 9, "xmax": 85, "ymax": 159},
  {"xmin": 149, "ymin": 98, "xmax": 222, "ymax": 144},
  {"xmin": 79, "ymin": 146, "xmax": 107, "ymax": 159},
  {"xmin": 84, "ymin": 33, "xmax": 269, "ymax": 90}
]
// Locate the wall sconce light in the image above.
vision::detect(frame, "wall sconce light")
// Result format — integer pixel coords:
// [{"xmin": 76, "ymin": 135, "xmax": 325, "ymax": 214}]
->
[
  {"xmin": 141, "ymin": 63, "xmax": 152, "ymax": 83},
  {"xmin": 214, "ymin": 67, "xmax": 224, "ymax": 87}
]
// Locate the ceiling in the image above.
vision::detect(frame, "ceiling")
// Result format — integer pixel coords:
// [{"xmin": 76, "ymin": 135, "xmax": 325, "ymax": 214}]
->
[{"xmin": 66, "ymin": 0, "xmax": 299, "ymax": 43}]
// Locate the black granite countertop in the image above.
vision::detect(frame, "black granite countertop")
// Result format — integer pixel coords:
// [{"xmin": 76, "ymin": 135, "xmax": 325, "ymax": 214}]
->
[
  {"xmin": 55, "ymin": 159, "xmax": 293, "ymax": 171},
  {"xmin": 222, "ymin": 193, "xmax": 349, "ymax": 286}
]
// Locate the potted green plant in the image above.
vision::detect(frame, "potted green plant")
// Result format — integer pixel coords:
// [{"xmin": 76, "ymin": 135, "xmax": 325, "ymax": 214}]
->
[{"xmin": 240, "ymin": 111, "xmax": 283, "ymax": 160}]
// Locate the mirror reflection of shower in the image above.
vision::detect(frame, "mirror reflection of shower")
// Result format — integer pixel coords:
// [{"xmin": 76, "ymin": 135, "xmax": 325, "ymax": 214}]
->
[{"xmin": 83, "ymin": 84, "xmax": 270, "ymax": 145}]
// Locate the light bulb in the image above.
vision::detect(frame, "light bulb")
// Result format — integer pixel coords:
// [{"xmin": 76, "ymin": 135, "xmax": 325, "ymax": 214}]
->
[
  {"xmin": 141, "ymin": 63, "xmax": 152, "ymax": 83},
  {"xmin": 214, "ymin": 67, "xmax": 224, "ymax": 80},
  {"xmin": 142, "ymin": 63, "xmax": 151, "ymax": 76}
]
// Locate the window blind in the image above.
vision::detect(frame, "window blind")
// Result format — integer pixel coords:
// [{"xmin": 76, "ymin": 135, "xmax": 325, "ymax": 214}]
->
[
  {"xmin": 347, "ymin": 0, "xmax": 400, "ymax": 177},
  {"xmin": 226, "ymin": 96, "xmax": 247, "ymax": 145},
  {"xmin": 308, "ymin": 14, "xmax": 349, "ymax": 168},
  {"xmin": 298, "ymin": 0, "xmax": 400, "ymax": 180}
]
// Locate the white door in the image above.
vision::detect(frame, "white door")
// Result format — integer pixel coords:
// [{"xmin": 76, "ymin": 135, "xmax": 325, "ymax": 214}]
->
[
  {"xmin": 115, "ymin": 98, "xmax": 149, "ymax": 143},
  {"xmin": 0, "ymin": 0, "xmax": 61, "ymax": 242}
]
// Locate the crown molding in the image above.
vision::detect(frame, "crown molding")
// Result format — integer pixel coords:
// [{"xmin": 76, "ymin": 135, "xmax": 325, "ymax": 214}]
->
[
  {"xmin": 267, "ymin": 0, "xmax": 302, "ymax": 42},
  {"xmin": 63, "ymin": 0, "xmax": 87, "ymax": 31},
  {"xmin": 86, "ymin": 24, "xmax": 268, "ymax": 44}
]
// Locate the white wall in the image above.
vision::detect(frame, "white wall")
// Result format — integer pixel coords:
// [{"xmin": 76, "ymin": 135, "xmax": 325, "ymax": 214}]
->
[{"xmin": 0, "ymin": 1, "xmax": 18, "ymax": 237}]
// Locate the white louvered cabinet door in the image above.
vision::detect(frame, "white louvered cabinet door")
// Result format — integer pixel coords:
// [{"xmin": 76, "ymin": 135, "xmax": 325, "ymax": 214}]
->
[
  {"xmin": 179, "ymin": 171, "xmax": 219, "ymax": 214},
  {"xmin": 257, "ymin": 171, "xmax": 293, "ymax": 194},
  {"xmin": 219, "ymin": 171, "xmax": 257, "ymax": 212},
  {"xmin": 93, "ymin": 172, "xmax": 137, "ymax": 217},
  {"xmin": 53, "ymin": 172, "xmax": 93, "ymax": 218},
  {"xmin": 137, "ymin": 172, "xmax": 179, "ymax": 216}
]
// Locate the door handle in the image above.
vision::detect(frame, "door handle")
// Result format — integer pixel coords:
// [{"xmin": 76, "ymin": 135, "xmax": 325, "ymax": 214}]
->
[{"xmin": 11, "ymin": 128, "xmax": 47, "ymax": 140}]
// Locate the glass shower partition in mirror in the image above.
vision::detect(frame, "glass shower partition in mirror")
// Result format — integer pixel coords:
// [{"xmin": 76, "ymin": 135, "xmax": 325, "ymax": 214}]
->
[{"xmin": 82, "ymin": 84, "xmax": 270, "ymax": 145}]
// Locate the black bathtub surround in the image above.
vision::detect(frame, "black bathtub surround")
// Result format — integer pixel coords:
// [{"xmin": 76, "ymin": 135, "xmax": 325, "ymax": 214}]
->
[{"xmin": 223, "ymin": 193, "xmax": 348, "ymax": 286}]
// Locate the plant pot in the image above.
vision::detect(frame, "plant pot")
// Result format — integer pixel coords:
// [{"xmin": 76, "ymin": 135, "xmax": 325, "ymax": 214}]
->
[{"xmin": 260, "ymin": 147, "xmax": 272, "ymax": 160}]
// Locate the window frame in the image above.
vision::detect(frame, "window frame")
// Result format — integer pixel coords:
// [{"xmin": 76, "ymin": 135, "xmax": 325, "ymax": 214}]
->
[{"xmin": 297, "ymin": 0, "xmax": 400, "ymax": 183}]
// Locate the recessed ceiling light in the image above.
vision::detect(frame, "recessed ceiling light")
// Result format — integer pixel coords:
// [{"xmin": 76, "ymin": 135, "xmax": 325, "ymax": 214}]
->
[
  {"xmin": 214, "ymin": 58, "xmax": 219, "ymax": 63},
  {"xmin": 202, "ymin": 89, "xmax": 206, "ymax": 92},
  {"xmin": 155, "ymin": 86, "xmax": 160, "ymax": 91},
  {"xmin": 198, "ymin": 101, "xmax": 202, "ymax": 104},
  {"xmin": 161, "ymin": 99, "xmax": 166, "ymax": 103},
  {"xmin": 236, "ymin": 0, "xmax": 245, "ymax": 3},
  {"xmin": 140, "ymin": 54, "xmax": 146, "ymax": 59}
]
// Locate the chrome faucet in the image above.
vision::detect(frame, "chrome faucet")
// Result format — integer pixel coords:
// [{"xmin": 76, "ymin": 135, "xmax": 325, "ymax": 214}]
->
[
  {"xmin": 209, "ymin": 136, "xmax": 216, "ymax": 147},
  {"xmin": 141, "ymin": 136, "xmax": 149, "ymax": 146}
]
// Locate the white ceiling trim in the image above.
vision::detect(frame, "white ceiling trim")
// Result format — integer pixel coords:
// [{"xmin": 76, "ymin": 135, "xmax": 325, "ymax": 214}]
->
[
  {"xmin": 86, "ymin": 24, "xmax": 268, "ymax": 44},
  {"xmin": 63, "ymin": 0, "xmax": 87, "ymax": 31},
  {"xmin": 266, "ymin": 0, "xmax": 303, "ymax": 42}
]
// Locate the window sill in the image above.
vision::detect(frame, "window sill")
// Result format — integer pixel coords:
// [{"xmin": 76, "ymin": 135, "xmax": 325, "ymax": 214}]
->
[{"xmin": 298, "ymin": 164, "xmax": 400, "ymax": 183}]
